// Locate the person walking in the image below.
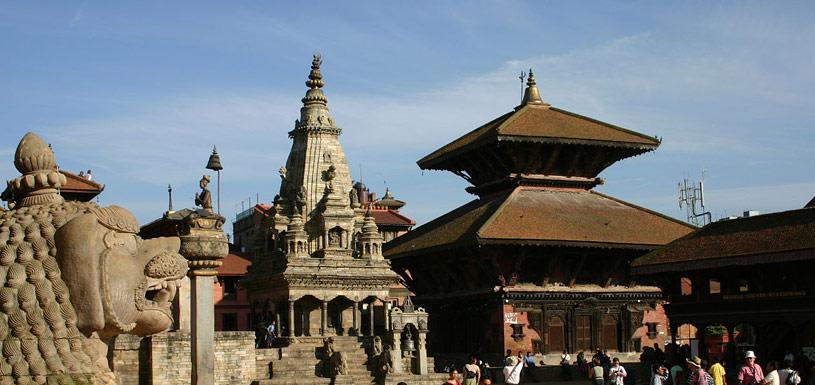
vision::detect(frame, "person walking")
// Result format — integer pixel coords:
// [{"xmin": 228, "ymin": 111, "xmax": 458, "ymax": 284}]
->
[{"xmin": 739, "ymin": 351, "xmax": 765, "ymax": 385}]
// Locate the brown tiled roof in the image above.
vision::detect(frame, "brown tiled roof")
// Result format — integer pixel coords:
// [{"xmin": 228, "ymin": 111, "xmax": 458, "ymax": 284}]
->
[
  {"xmin": 419, "ymin": 104, "xmax": 660, "ymax": 168},
  {"xmin": 631, "ymin": 207, "xmax": 815, "ymax": 274},
  {"xmin": 383, "ymin": 191, "xmax": 510, "ymax": 257},
  {"xmin": 370, "ymin": 209, "xmax": 415, "ymax": 227},
  {"xmin": 60, "ymin": 170, "xmax": 104, "ymax": 193},
  {"xmin": 217, "ymin": 252, "xmax": 252, "ymax": 276},
  {"xmin": 806, "ymin": 196, "xmax": 815, "ymax": 208},
  {"xmin": 384, "ymin": 186, "xmax": 694, "ymax": 259}
]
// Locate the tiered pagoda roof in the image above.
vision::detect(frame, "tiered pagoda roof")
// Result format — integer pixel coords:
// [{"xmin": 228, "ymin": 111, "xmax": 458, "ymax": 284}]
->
[
  {"xmin": 386, "ymin": 186, "xmax": 692, "ymax": 258},
  {"xmin": 385, "ymin": 70, "xmax": 693, "ymax": 259},
  {"xmin": 418, "ymin": 71, "xmax": 661, "ymax": 192}
]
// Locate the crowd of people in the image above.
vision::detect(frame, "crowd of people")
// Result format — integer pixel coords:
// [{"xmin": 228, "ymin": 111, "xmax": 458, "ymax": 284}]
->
[
  {"xmin": 636, "ymin": 343, "xmax": 814, "ymax": 385},
  {"xmin": 442, "ymin": 351, "xmax": 540, "ymax": 385},
  {"xmin": 440, "ymin": 344, "xmax": 814, "ymax": 385}
]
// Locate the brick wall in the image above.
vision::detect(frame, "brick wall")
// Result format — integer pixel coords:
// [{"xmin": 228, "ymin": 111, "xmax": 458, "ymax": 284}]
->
[{"xmin": 109, "ymin": 331, "xmax": 256, "ymax": 385}]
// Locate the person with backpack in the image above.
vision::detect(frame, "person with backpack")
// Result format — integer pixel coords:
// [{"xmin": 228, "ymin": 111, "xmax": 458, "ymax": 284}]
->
[
  {"xmin": 463, "ymin": 355, "xmax": 481, "ymax": 385},
  {"xmin": 778, "ymin": 360, "xmax": 801, "ymax": 385}
]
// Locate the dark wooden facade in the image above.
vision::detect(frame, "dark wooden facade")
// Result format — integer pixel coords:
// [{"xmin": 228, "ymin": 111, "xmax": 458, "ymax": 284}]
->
[
  {"xmin": 384, "ymin": 73, "xmax": 694, "ymax": 360},
  {"xmin": 632, "ymin": 205, "xmax": 815, "ymax": 364}
]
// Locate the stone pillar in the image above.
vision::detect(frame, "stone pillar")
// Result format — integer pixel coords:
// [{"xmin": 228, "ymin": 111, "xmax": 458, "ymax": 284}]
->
[
  {"xmin": 288, "ymin": 300, "xmax": 296, "ymax": 338},
  {"xmin": 179, "ymin": 210, "xmax": 228, "ymax": 385},
  {"xmin": 190, "ymin": 275, "xmax": 215, "ymax": 385},
  {"xmin": 321, "ymin": 301, "xmax": 328, "ymax": 336},
  {"xmin": 416, "ymin": 332, "xmax": 428, "ymax": 375},
  {"xmin": 352, "ymin": 301, "xmax": 359, "ymax": 335},
  {"xmin": 385, "ymin": 304, "xmax": 391, "ymax": 332},
  {"xmin": 391, "ymin": 329, "xmax": 403, "ymax": 374},
  {"xmin": 368, "ymin": 303, "xmax": 375, "ymax": 336}
]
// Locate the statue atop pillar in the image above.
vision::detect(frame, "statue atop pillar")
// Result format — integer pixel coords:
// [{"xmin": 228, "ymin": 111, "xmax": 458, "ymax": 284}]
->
[{"xmin": 194, "ymin": 174, "xmax": 213, "ymax": 211}]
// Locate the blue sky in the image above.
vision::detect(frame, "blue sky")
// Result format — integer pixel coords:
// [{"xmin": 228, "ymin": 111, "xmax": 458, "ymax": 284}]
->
[{"xmin": 2, "ymin": 1, "xmax": 814, "ymax": 236}]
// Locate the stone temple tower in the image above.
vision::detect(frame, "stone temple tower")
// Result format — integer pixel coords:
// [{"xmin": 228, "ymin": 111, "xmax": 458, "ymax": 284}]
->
[{"xmin": 245, "ymin": 55, "xmax": 400, "ymax": 340}]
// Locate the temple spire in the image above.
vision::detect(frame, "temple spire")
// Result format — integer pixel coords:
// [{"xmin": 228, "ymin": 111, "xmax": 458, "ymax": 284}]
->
[
  {"xmin": 293, "ymin": 53, "xmax": 339, "ymax": 136},
  {"xmin": 519, "ymin": 69, "xmax": 549, "ymax": 108}
]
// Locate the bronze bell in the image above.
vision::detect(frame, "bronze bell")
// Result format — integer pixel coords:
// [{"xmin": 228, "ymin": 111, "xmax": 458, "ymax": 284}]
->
[
  {"xmin": 206, "ymin": 146, "xmax": 223, "ymax": 171},
  {"xmin": 401, "ymin": 328, "xmax": 415, "ymax": 352}
]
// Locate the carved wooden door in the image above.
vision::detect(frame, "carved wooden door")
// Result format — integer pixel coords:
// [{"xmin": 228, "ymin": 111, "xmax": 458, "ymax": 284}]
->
[
  {"xmin": 548, "ymin": 316, "xmax": 565, "ymax": 353},
  {"xmin": 601, "ymin": 315, "xmax": 618, "ymax": 351},
  {"xmin": 576, "ymin": 315, "xmax": 592, "ymax": 351}
]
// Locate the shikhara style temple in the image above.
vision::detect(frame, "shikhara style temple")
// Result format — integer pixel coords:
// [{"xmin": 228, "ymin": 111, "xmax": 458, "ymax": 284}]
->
[
  {"xmin": 384, "ymin": 71, "xmax": 695, "ymax": 360},
  {"xmin": 243, "ymin": 54, "xmax": 401, "ymax": 339},
  {"xmin": 632, "ymin": 202, "xmax": 815, "ymax": 364}
]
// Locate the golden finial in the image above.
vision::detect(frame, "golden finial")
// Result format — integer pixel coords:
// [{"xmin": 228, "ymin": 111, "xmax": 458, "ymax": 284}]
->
[
  {"xmin": 305, "ymin": 53, "xmax": 324, "ymax": 89},
  {"xmin": 519, "ymin": 68, "xmax": 548, "ymax": 108},
  {"xmin": 301, "ymin": 53, "xmax": 328, "ymax": 107}
]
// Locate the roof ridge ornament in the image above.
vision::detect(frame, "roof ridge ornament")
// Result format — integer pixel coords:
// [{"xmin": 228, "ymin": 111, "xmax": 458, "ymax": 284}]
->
[{"xmin": 518, "ymin": 68, "xmax": 549, "ymax": 109}]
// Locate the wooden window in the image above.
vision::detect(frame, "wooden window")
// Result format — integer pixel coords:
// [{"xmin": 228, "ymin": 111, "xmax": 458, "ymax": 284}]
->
[
  {"xmin": 576, "ymin": 315, "xmax": 592, "ymax": 351},
  {"xmin": 681, "ymin": 277, "xmax": 693, "ymax": 295},
  {"xmin": 709, "ymin": 279, "xmax": 721, "ymax": 294},
  {"xmin": 547, "ymin": 316, "xmax": 565, "ymax": 353}
]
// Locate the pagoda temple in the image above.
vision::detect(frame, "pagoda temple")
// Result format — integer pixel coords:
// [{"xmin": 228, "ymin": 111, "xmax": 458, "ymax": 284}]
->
[
  {"xmin": 384, "ymin": 71, "xmax": 695, "ymax": 360},
  {"xmin": 244, "ymin": 55, "xmax": 401, "ymax": 340}
]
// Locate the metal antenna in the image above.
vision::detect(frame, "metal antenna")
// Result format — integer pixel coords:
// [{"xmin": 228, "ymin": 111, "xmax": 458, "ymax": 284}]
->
[
  {"xmin": 519, "ymin": 71, "xmax": 527, "ymax": 102},
  {"xmin": 678, "ymin": 173, "xmax": 712, "ymax": 226}
]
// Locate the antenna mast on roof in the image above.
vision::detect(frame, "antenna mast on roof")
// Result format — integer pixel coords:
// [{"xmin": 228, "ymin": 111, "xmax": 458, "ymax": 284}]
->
[
  {"xmin": 518, "ymin": 71, "xmax": 527, "ymax": 102},
  {"xmin": 678, "ymin": 174, "xmax": 712, "ymax": 226}
]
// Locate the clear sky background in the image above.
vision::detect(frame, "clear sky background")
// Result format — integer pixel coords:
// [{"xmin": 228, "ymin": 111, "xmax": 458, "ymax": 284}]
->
[{"xmin": 2, "ymin": 1, "xmax": 813, "ymax": 236}]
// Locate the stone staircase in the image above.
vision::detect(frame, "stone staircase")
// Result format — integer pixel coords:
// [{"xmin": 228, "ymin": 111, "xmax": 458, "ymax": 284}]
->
[{"xmin": 252, "ymin": 336, "xmax": 446, "ymax": 385}]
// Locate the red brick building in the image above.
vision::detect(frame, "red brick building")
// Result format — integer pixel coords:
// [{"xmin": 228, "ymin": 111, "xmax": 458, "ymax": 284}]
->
[{"xmin": 214, "ymin": 251, "xmax": 253, "ymax": 331}]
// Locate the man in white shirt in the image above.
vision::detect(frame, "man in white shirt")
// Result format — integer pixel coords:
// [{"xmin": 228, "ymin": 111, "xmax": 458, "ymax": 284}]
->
[
  {"xmin": 609, "ymin": 358, "xmax": 627, "ymax": 385},
  {"xmin": 503, "ymin": 356, "xmax": 523, "ymax": 385},
  {"xmin": 762, "ymin": 361, "xmax": 779, "ymax": 385},
  {"xmin": 777, "ymin": 361, "xmax": 800, "ymax": 385}
]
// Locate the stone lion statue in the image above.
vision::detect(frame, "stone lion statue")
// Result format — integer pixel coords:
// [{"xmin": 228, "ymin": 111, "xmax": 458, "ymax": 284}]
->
[{"xmin": 0, "ymin": 133, "xmax": 187, "ymax": 384}]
